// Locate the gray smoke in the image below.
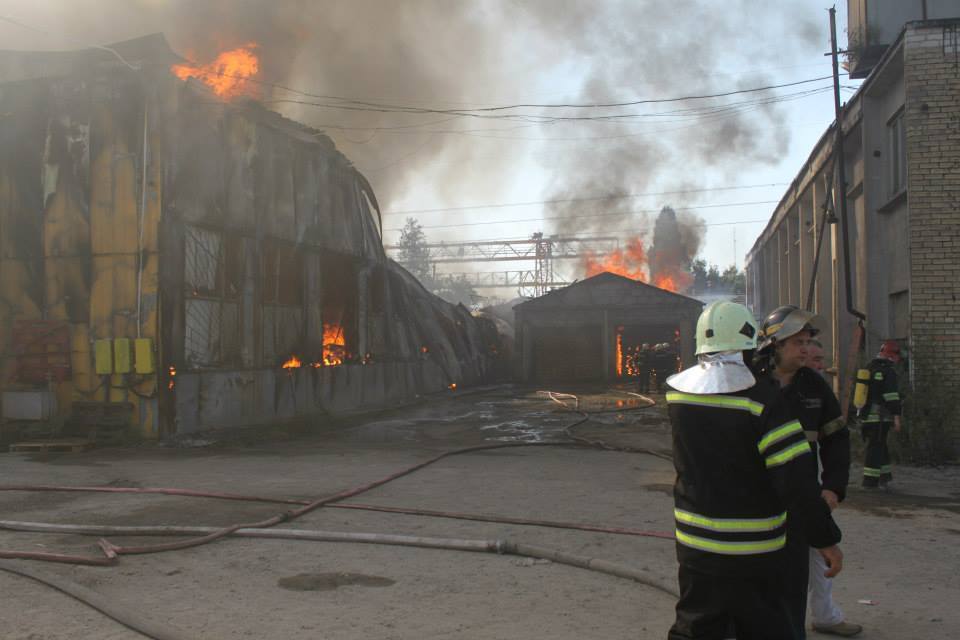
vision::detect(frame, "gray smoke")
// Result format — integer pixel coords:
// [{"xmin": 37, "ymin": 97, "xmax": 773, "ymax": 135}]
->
[{"xmin": 3, "ymin": 0, "xmax": 824, "ymax": 236}]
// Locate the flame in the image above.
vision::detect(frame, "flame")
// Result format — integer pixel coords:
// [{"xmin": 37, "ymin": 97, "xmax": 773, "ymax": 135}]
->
[
  {"xmin": 584, "ymin": 237, "xmax": 648, "ymax": 282},
  {"xmin": 323, "ymin": 323, "xmax": 346, "ymax": 366},
  {"xmin": 448, "ymin": 383, "xmax": 458, "ymax": 391},
  {"xmin": 652, "ymin": 269, "xmax": 694, "ymax": 293},
  {"xmin": 171, "ymin": 44, "xmax": 260, "ymax": 98},
  {"xmin": 282, "ymin": 355, "xmax": 302, "ymax": 369},
  {"xmin": 616, "ymin": 331, "xmax": 624, "ymax": 377}
]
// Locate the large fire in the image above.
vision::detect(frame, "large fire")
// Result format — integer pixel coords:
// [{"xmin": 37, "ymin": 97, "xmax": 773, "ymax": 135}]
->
[
  {"xmin": 171, "ymin": 44, "xmax": 260, "ymax": 98},
  {"xmin": 323, "ymin": 324, "xmax": 346, "ymax": 367},
  {"xmin": 584, "ymin": 237, "xmax": 648, "ymax": 283},
  {"xmin": 583, "ymin": 236, "xmax": 694, "ymax": 293}
]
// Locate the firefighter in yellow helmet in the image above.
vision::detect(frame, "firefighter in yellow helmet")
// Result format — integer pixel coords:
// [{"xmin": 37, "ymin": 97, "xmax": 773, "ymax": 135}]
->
[
  {"xmin": 665, "ymin": 301, "xmax": 842, "ymax": 639},
  {"xmin": 756, "ymin": 305, "xmax": 860, "ymax": 637},
  {"xmin": 858, "ymin": 340, "xmax": 903, "ymax": 489}
]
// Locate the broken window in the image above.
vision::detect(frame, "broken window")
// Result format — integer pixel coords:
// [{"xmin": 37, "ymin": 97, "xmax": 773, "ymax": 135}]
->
[
  {"xmin": 184, "ymin": 225, "xmax": 243, "ymax": 368},
  {"xmin": 320, "ymin": 253, "xmax": 359, "ymax": 365},
  {"xmin": 261, "ymin": 239, "xmax": 305, "ymax": 364}
]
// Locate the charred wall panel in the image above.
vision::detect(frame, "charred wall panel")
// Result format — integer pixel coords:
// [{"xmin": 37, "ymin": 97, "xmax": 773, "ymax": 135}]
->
[{"xmin": 532, "ymin": 325, "xmax": 603, "ymax": 382}]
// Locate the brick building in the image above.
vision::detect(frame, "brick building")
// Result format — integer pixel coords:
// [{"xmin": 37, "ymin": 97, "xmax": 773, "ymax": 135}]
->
[{"xmin": 745, "ymin": 8, "xmax": 960, "ymax": 396}]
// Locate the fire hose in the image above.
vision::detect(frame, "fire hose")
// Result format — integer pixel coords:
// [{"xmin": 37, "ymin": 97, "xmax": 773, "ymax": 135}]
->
[{"xmin": 0, "ymin": 389, "xmax": 677, "ymax": 638}]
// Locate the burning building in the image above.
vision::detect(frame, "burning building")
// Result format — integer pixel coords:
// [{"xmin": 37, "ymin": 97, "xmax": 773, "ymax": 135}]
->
[
  {"xmin": 0, "ymin": 35, "xmax": 499, "ymax": 439},
  {"xmin": 513, "ymin": 272, "xmax": 702, "ymax": 383}
]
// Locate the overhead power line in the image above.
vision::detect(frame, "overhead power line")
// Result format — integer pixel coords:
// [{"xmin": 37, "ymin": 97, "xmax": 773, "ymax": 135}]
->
[
  {"xmin": 384, "ymin": 183, "xmax": 788, "ymax": 216},
  {"xmin": 387, "ymin": 201, "xmax": 779, "ymax": 232}
]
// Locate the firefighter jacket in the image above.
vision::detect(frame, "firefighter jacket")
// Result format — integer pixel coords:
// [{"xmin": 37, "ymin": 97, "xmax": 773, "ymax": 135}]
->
[
  {"xmin": 667, "ymin": 378, "xmax": 841, "ymax": 577},
  {"xmin": 862, "ymin": 358, "xmax": 902, "ymax": 423},
  {"xmin": 779, "ymin": 367, "xmax": 850, "ymax": 501}
]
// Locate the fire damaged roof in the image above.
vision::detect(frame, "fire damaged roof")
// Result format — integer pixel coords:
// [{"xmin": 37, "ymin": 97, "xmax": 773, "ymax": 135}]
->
[
  {"xmin": 515, "ymin": 272, "xmax": 704, "ymax": 311},
  {"xmin": 0, "ymin": 33, "xmax": 183, "ymax": 84}
]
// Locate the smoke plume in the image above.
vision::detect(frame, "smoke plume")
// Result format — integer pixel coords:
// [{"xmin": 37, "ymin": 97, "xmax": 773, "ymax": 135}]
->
[{"xmin": 3, "ymin": 0, "xmax": 824, "ymax": 251}]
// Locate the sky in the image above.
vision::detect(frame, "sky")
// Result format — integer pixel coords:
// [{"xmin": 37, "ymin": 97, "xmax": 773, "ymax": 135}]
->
[{"xmin": 0, "ymin": 1, "xmax": 860, "ymax": 294}]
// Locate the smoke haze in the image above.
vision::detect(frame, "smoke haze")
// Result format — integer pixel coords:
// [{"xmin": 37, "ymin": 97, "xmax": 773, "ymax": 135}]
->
[{"xmin": 1, "ymin": 0, "xmax": 828, "ymax": 278}]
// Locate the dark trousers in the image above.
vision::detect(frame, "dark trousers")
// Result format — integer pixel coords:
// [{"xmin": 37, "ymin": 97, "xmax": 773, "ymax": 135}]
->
[
  {"xmin": 668, "ymin": 564, "xmax": 806, "ymax": 640},
  {"xmin": 638, "ymin": 368, "xmax": 651, "ymax": 393},
  {"xmin": 862, "ymin": 422, "xmax": 893, "ymax": 487}
]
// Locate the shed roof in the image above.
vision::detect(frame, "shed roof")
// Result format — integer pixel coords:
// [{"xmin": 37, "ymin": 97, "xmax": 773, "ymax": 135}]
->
[{"xmin": 514, "ymin": 272, "xmax": 703, "ymax": 312}]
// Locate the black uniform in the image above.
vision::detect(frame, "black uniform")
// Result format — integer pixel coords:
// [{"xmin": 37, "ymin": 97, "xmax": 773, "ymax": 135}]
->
[
  {"xmin": 778, "ymin": 367, "xmax": 850, "ymax": 634},
  {"xmin": 667, "ymin": 380, "xmax": 841, "ymax": 640},
  {"xmin": 780, "ymin": 367, "xmax": 850, "ymax": 498},
  {"xmin": 859, "ymin": 358, "xmax": 901, "ymax": 487},
  {"xmin": 637, "ymin": 348, "xmax": 652, "ymax": 393},
  {"xmin": 654, "ymin": 350, "xmax": 674, "ymax": 392}
]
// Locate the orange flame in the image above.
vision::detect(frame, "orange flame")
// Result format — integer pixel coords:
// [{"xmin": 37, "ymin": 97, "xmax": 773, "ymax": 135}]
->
[
  {"xmin": 616, "ymin": 331, "xmax": 624, "ymax": 377},
  {"xmin": 652, "ymin": 269, "xmax": 693, "ymax": 293},
  {"xmin": 323, "ymin": 324, "xmax": 346, "ymax": 366},
  {"xmin": 171, "ymin": 44, "xmax": 260, "ymax": 98},
  {"xmin": 584, "ymin": 237, "xmax": 648, "ymax": 282},
  {"xmin": 448, "ymin": 383, "xmax": 458, "ymax": 391},
  {"xmin": 168, "ymin": 365, "xmax": 177, "ymax": 390},
  {"xmin": 282, "ymin": 355, "xmax": 302, "ymax": 369}
]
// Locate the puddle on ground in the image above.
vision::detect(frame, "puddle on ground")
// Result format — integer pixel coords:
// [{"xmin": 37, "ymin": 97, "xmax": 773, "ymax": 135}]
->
[
  {"xmin": 278, "ymin": 572, "xmax": 396, "ymax": 592},
  {"xmin": 480, "ymin": 419, "xmax": 566, "ymax": 443}
]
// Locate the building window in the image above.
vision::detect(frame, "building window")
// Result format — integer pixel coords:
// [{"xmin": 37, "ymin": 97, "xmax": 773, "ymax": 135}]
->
[
  {"xmin": 888, "ymin": 109, "xmax": 906, "ymax": 197},
  {"xmin": 184, "ymin": 226, "xmax": 243, "ymax": 368},
  {"xmin": 261, "ymin": 240, "xmax": 304, "ymax": 364}
]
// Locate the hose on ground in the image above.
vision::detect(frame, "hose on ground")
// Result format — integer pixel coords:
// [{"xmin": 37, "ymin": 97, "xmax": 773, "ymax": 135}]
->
[
  {"xmin": 0, "ymin": 389, "xmax": 674, "ymax": 564},
  {"xmin": 0, "ymin": 559, "xmax": 193, "ymax": 640},
  {"xmin": 538, "ymin": 389, "xmax": 673, "ymax": 462},
  {"xmin": 0, "ymin": 520, "xmax": 680, "ymax": 599}
]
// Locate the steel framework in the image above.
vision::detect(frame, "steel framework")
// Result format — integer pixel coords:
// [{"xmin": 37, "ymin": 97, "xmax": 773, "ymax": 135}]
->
[{"xmin": 387, "ymin": 233, "xmax": 619, "ymax": 297}]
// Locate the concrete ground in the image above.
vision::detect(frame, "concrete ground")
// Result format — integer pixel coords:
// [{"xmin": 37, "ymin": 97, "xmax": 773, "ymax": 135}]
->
[{"xmin": 1, "ymin": 386, "xmax": 958, "ymax": 639}]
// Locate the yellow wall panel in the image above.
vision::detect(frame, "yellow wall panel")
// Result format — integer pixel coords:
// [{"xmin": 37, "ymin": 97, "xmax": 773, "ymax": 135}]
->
[
  {"xmin": 114, "ymin": 338, "xmax": 132, "ymax": 374},
  {"xmin": 134, "ymin": 338, "xmax": 155, "ymax": 374},
  {"xmin": 94, "ymin": 339, "xmax": 113, "ymax": 375}
]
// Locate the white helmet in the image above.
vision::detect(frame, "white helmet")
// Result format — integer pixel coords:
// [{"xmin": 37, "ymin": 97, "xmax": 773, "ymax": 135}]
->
[{"xmin": 695, "ymin": 301, "xmax": 758, "ymax": 355}]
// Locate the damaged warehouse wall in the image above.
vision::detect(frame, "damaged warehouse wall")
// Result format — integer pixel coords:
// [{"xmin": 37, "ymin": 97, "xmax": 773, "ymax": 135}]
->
[{"xmin": 0, "ymin": 35, "xmax": 500, "ymax": 440}]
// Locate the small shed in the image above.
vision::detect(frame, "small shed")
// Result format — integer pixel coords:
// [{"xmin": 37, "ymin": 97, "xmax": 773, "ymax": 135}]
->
[{"xmin": 514, "ymin": 272, "xmax": 703, "ymax": 383}]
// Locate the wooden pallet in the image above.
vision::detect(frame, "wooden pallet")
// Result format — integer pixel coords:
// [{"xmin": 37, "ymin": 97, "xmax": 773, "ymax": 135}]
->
[{"xmin": 9, "ymin": 438, "xmax": 95, "ymax": 453}]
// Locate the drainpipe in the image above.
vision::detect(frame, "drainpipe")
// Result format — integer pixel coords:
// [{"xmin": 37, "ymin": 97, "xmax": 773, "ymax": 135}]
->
[{"xmin": 829, "ymin": 7, "xmax": 866, "ymax": 325}]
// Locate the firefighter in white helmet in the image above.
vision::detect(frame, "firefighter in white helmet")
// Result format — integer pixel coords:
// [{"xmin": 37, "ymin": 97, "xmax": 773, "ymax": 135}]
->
[{"xmin": 665, "ymin": 301, "xmax": 842, "ymax": 639}]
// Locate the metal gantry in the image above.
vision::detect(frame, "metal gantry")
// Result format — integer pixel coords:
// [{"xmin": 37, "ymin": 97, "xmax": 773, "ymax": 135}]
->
[{"xmin": 385, "ymin": 233, "xmax": 620, "ymax": 297}]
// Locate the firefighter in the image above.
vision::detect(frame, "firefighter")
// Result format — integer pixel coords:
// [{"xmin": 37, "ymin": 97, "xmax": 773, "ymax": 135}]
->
[
  {"xmin": 654, "ymin": 342, "xmax": 673, "ymax": 392},
  {"xmin": 637, "ymin": 343, "xmax": 652, "ymax": 394},
  {"xmin": 756, "ymin": 305, "xmax": 860, "ymax": 638},
  {"xmin": 858, "ymin": 340, "xmax": 902, "ymax": 489},
  {"xmin": 666, "ymin": 301, "xmax": 842, "ymax": 640}
]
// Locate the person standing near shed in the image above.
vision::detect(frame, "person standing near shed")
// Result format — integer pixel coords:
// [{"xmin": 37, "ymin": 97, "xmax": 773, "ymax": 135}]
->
[
  {"xmin": 858, "ymin": 340, "xmax": 903, "ymax": 489},
  {"xmin": 666, "ymin": 301, "xmax": 842, "ymax": 640}
]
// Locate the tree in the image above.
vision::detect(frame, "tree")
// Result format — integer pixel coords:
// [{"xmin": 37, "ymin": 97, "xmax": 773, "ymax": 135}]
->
[
  {"xmin": 720, "ymin": 264, "xmax": 746, "ymax": 295},
  {"xmin": 691, "ymin": 258, "xmax": 709, "ymax": 292},
  {"xmin": 434, "ymin": 274, "xmax": 479, "ymax": 307},
  {"xmin": 396, "ymin": 217, "xmax": 434, "ymax": 289},
  {"xmin": 689, "ymin": 259, "xmax": 745, "ymax": 294}
]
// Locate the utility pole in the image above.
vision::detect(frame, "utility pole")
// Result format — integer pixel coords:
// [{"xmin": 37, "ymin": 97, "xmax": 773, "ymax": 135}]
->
[{"xmin": 733, "ymin": 229, "xmax": 737, "ymax": 270}]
